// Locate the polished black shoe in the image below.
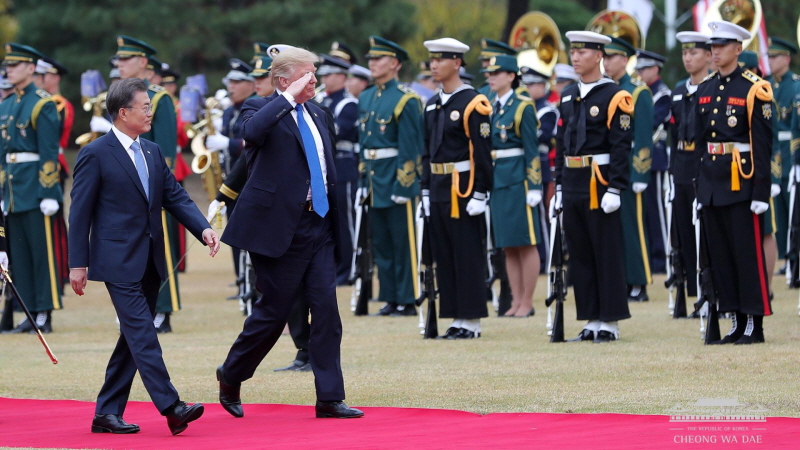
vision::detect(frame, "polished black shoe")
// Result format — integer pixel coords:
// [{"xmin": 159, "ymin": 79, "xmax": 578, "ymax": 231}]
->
[
  {"xmin": 452, "ymin": 328, "xmax": 481, "ymax": 339},
  {"xmin": 734, "ymin": 332, "xmax": 765, "ymax": 345},
  {"xmin": 627, "ymin": 287, "xmax": 649, "ymax": 302},
  {"xmin": 371, "ymin": 303, "xmax": 397, "ymax": 316},
  {"xmin": 435, "ymin": 327, "xmax": 461, "ymax": 340},
  {"xmin": 274, "ymin": 359, "xmax": 310, "ymax": 372},
  {"xmin": 567, "ymin": 329, "xmax": 594, "ymax": 342},
  {"xmin": 216, "ymin": 366, "xmax": 243, "ymax": 418},
  {"xmin": 687, "ymin": 310, "xmax": 701, "ymax": 319},
  {"xmin": 155, "ymin": 312, "xmax": 172, "ymax": 334},
  {"xmin": 593, "ymin": 330, "xmax": 617, "ymax": 343},
  {"xmin": 708, "ymin": 334, "xmax": 739, "ymax": 345},
  {"xmin": 9, "ymin": 318, "xmax": 33, "ymax": 334},
  {"xmin": 315, "ymin": 401, "xmax": 364, "ymax": 419},
  {"xmin": 165, "ymin": 401, "xmax": 204, "ymax": 435},
  {"xmin": 390, "ymin": 305, "xmax": 417, "ymax": 316},
  {"xmin": 91, "ymin": 414, "xmax": 140, "ymax": 434}
]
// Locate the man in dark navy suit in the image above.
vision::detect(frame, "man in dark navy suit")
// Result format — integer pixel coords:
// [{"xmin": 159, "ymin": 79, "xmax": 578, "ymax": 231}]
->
[
  {"xmin": 215, "ymin": 47, "xmax": 363, "ymax": 419},
  {"xmin": 68, "ymin": 78, "xmax": 220, "ymax": 435}
]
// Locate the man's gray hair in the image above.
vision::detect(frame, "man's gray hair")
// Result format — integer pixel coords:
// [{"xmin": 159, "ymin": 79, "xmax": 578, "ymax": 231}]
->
[
  {"xmin": 270, "ymin": 47, "xmax": 318, "ymax": 88},
  {"xmin": 107, "ymin": 78, "xmax": 148, "ymax": 121}
]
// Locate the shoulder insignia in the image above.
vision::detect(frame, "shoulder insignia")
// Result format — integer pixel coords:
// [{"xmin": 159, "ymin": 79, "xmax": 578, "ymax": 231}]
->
[
  {"xmin": 397, "ymin": 84, "xmax": 418, "ymax": 96},
  {"xmin": 397, "ymin": 159, "xmax": 417, "ymax": 188},
  {"xmin": 31, "ymin": 97, "xmax": 57, "ymax": 130},
  {"xmin": 772, "ymin": 152, "xmax": 782, "ymax": 179},
  {"xmin": 35, "ymin": 89, "xmax": 51, "ymax": 98},
  {"xmin": 632, "ymin": 148, "xmax": 652, "ymax": 174},
  {"xmin": 516, "ymin": 92, "xmax": 533, "ymax": 102},
  {"xmin": 631, "ymin": 78, "xmax": 646, "ymax": 87},
  {"xmin": 700, "ymin": 71, "xmax": 717, "ymax": 84},
  {"xmin": 148, "ymin": 84, "xmax": 165, "ymax": 92},
  {"xmin": 394, "ymin": 91, "xmax": 422, "ymax": 119},
  {"xmin": 793, "ymin": 74, "xmax": 800, "ymax": 81},
  {"xmin": 514, "ymin": 99, "xmax": 536, "ymax": 137},
  {"xmin": 527, "ymin": 156, "xmax": 542, "ymax": 185},
  {"xmin": 742, "ymin": 70, "xmax": 762, "ymax": 84},
  {"xmin": 608, "ymin": 90, "xmax": 634, "ymax": 129},
  {"xmin": 39, "ymin": 160, "xmax": 60, "ymax": 189}
]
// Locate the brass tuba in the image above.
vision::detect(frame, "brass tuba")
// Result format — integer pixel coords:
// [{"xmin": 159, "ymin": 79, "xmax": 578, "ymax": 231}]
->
[
  {"xmin": 587, "ymin": 10, "xmax": 644, "ymax": 75},
  {"xmin": 701, "ymin": 0, "xmax": 762, "ymax": 52},
  {"xmin": 75, "ymin": 92, "xmax": 107, "ymax": 147},
  {"xmin": 509, "ymin": 12, "xmax": 567, "ymax": 77},
  {"xmin": 190, "ymin": 97, "xmax": 225, "ymax": 201}
]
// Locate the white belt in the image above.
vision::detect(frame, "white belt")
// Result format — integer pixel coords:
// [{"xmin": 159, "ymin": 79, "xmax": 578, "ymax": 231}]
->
[
  {"xmin": 778, "ymin": 131, "xmax": 792, "ymax": 142},
  {"xmin": 362, "ymin": 148, "xmax": 398, "ymax": 160},
  {"xmin": 6, "ymin": 152, "xmax": 40, "ymax": 164},
  {"xmin": 336, "ymin": 141, "xmax": 355, "ymax": 152},
  {"xmin": 492, "ymin": 148, "xmax": 524, "ymax": 159},
  {"xmin": 706, "ymin": 142, "xmax": 750, "ymax": 155}
]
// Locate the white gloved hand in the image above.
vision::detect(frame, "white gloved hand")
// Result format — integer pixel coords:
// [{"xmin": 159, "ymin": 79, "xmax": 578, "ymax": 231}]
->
[
  {"xmin": 90, "ymin": 116, "xmax": 112, "ymax": 134},
  {"xmin": 0, "ymin": 251, "xmax": 7, "ymax": 270},
  {"xmin": 205, "ymin": 133, "xmax": 230, "ymax": 153},
  {"xmin": 526, "ymin": 190, "xmax": 542, "ymax": 207},
  {"xmin": 207, "ymin": 199, "xmax": 227, "ymax": 222},
  {"xmin": 211, "ymin": 109, "xmax": 224, "ymax": 132},
  {"xmin": 465, "ymin": 192, "xmax": 487, "ymax": 216},
  {"xmin": 391, "ymin": 195, "xmax": 410, "ymax": 205},
  {"xmin": 421, "ymin": 190, "xmax": 431, "ymax": 217},
  {"xmin": 601, "ymin": 192, "xmax": 621, "ymax": 214},
  {"xmin": 794, "ymin": 164, "xmax": 800, "ymax": 184},
  {"xmin": 750, "ymin": 200, "xmax": 769, "ymax": 215},
  {"xmin": 214, "ymin": 89, "xmax": 232, "ymax": 110},
  {"xmin": 632, "ymin": 182, "xmax": 648, "ymax": 194},
  {"xmin": 667, "ymin": 175, "xmax": 675, "ymax": 203},
  {"xmin": 549, "ymin": 185, "xmax": 563, "ymax": 218},
  {"xmin": 354, "ymin": 187, "xmax": 368, "ymax": 207},
  {"xmin": 771, "ymin": 183, "xmax": 781, "ymax": 198},
  {"xmin": 39, "ymin": 198, "xmax": 59, "ymax": 216}
]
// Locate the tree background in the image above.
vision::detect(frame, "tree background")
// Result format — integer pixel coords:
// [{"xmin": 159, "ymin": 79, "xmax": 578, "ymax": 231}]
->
[{"xmin": 5, "ymin": 0, "xmax": 800, "ymax": 147}]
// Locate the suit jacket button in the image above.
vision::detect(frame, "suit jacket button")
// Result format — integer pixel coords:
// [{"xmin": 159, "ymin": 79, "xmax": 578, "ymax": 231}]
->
[
  {"xmin": 306, "ymin": 180, "xmax": 310, "ymax": 185},
  {"xmin": 300, "ymin": 202, "xmax": 304, "ymax": 206}
]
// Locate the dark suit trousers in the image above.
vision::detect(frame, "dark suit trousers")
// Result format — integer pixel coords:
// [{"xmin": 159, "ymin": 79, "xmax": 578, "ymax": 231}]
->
[
  {"xmin": 96, "ymin": 244, "xmax": 179, "ymax": 416},
  {"xmin": 222, "ymin": 210, "xmax": 345, "ymax": 401}
]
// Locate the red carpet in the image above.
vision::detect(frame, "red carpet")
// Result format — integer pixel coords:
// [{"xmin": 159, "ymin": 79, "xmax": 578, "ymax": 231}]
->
[{"xmin": 1, "ymin": 397, "xmax": 798, "ymax": 449}]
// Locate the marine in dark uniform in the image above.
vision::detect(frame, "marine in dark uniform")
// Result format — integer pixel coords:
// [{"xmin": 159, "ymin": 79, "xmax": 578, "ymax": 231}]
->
[
  {"xmin": 696, "ymin": 21, "xmax": 773, "ymax": 344},
  {"xmin": 422, "ymin": 37, "xmax": 493, "ymax": 338},
  {"xmin": 555, "ymin": 31, "xmax": 632, "ymax": 342}
]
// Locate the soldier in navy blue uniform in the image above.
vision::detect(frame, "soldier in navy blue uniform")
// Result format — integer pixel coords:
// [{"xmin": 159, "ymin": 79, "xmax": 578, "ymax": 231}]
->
[
  {"xmin": 422, "ymin": 38, "xmax": 493, "ymax": 338},
  {"xmin": 554, "ymin": 31, "xmax": 633, "ymax": 342},
  {"xmin": 315, "ymin": 43, "xmax": 360, "ymax": 285},
  {"xmin": 696, "ymin": 21, "xmax": 773, "ymax": 344}
]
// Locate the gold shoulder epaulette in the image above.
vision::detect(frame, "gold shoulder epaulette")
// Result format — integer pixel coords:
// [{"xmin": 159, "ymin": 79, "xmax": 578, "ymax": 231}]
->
[
  {"xmin": 700, "ymin": 71, "xmax": 717, "ymax": 84},
  {"xmin": 631, "ymin": 78, "xmax": 646, "ymax": 87},
  {"xmin": 35, "ymin": 88, "xmax": 51, "ymax": 98},
  {"xmin": 394, "ymin": 86, "xmax": 422, "ymax": 118},
  {"xmin": 514, "ymin": 98, "xmax": 536, "ymax": 137},
  {"xmin": 148, "ymin": 84, "xmax": 165, "ymax": 92},
  {"xmin": 793, "ymin": 74, "xmax": 800, "ymax": 81},
  {"xmin": 397, "ymin": 84, "xmax": 419, "ymax": 97},
  {"xmin": 516, "ymin": 92, "xmax": 533, "ymax": 102},
  {"xmin": 742, "ymin": 70, "xmax": 762, "ymax": 84}
]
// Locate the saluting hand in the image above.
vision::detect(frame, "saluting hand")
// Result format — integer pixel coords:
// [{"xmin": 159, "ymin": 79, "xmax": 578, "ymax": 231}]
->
[
  {"xmin": 286, "ymin": 72, "xmax": 316, "ymax": 104},
  {"xmin": 203, "ymin": 228, "xmax": 221, "ymax": 257}
]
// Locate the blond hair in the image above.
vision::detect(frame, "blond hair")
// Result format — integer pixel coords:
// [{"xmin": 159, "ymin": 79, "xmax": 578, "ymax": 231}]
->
[{"xmin": 271, "ymin": 47, "xmax": 318, "ymax": 88}]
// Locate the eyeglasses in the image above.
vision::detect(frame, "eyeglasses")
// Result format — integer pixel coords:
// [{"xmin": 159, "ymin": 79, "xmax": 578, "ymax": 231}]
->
[{"xmin": 124, "ymin": 104, "xmax": 152, "ymax": 114}]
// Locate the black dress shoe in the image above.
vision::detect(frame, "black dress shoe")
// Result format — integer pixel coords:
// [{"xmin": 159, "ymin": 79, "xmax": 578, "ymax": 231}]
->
[
  {"xmin": 91, "ymin": 414, "xmax": 140, "ymax": 434},
  {"xmin": 628, "ymin": 287, "xmax": 649, "ymax": 302},
  {"xmin": 593, "ymin": 330, "xmax": 617, "ymax": 343},
  {"xmin": 274, "ymin": 359, "xmax": 310, "ymax": 372},
  {"xmin": 371, "ymin": 303, "xmax": 397, "ymax": 316},
  {"xmin": 734, "ymin": 332, "xmax": 765, "ymax": 345},
  {"xmin": 435, "ymin": 327, "xmax": 461, "ymax": 340},
  {"xmin": 9, "ymin": 318, "xmax": 33, "ymax": 334},
  {"xmin": 216, "ymin": 366, "xmax": 243, "ymax": 418},
  {"xmin": 708, "ymin": 334, "xmax": 739, "ymax": 345},
  {"xmin": 567, "ymin": 329, "xmax": 594, "ymax": 342},
  {"xmin": 155, "ymin": 312, "xmax": 172, "ymax": 334},
  {"xmin": 390, "ymin": 305, "xmax": 416, "ymax": 316},
  {"xmin": 165, "ymin": 401, "xmax": 204, "ymax": 435},
  {"xmin": 315, "ymin": 401, "xmax": 364, "ymax": 419},
  {"xmin": 452, "ymin": 328, "xmax": 481, "ymax": 339}
]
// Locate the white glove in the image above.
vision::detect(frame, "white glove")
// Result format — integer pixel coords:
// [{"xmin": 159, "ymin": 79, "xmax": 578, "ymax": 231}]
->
[
  {"xmin": 794, "ymin": 165, "xmax": 800, "ymax": 184},
  {"xmin": 421, "ymin": 190, "xmax": 431, "ymax": 217},
  {"xmin": 214, "ymin": 89, "xmax": 232, "ymax": 110},
  {"xmin": 207, "ymin": 199, "xmax": 227, "ymax": 222},
  {"xmin": 0, "ymin": 251, "xmax": 7, "ymax": 270},
  {"xmin": 391, "ymin": 195, "xmax": 410, "ymax": 205},
  {"xmin": 750, "ymin": 200, "xmax": 769, "ymax": 215},
  {"xmin": 601, "ymin": 192, "xmax": 620, "ymax": 214},
  {"xmin": 770, "ymin": 183, "xmax": 781, "ymax": 198},
  {"xmin": 205, "ymin": 133, "xmax": 230, "ymax": 153},
  {"xmin": 211, "ymin": 109, "xmax": 224, "ymax": 132},
  {"xmin": 692, "ymin": 199, "xmax": 700, "ymax": 225},
  {"xmin": 632, "ymin": 182, "xmax": 648, "ymax": 194},
  {"xmin": 39, "ymin": 199, "xmax": 59, "ymax": 216},
  {"xmin": 526, "ymin": 190, "xmax": 542, "ymax": 207},
  {"xmin": 465, "ymin": 193, "xmax": 487, "ymax": 216},
  {"xmin": 90, "ymin": 116, "xmax": 112, "ymax": 134},
  {"xmin": 355, "ymin": 187, "xmax": 368, "ymax": 207},
  {"xmin": 666, "ymin": 175, "xmax": 675, "ymax": 202},
  {"xmin": 549, "ymin": 185, "xmax": 563, "ymax": 218}
]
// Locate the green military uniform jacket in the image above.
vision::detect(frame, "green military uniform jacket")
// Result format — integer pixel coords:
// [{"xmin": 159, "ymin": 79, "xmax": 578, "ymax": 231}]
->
[
  {"xmin": 618, "ymin": 74, "xmax": 654, "ymax": 185},
  {"xmin": 358, "ymin": 79, "xmax": 423, "ymax": 208},
  {"xmin": 0, "ymin": 83, "xmax": 62, "ymax": 213},
  {"xmin": 141, "ymin": 83, "xmax": 177, "ymax": 170},
  {"xmin": 491, "ymin": 91, "xmax": 541, "ymax": 190},
  {"xmin": 768, "ymin": 70, "xmax": 798, "ymax": 181},
  {"xmin": 793, "ymin": 80, "xmax": 800, "ymax": 164}
]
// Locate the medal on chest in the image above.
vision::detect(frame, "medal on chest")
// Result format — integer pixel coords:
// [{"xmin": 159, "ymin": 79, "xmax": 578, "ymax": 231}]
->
[
  {"xmin": 450, "ymin": 110, "xmax": 460, "ymax": 121},
  {"xmin": 727, "ymin": 116, "xmax": 737, "ymax": 127},
  {"xmin": 589, "ymin": 105, "xmax": 599, "ymax": 117}
]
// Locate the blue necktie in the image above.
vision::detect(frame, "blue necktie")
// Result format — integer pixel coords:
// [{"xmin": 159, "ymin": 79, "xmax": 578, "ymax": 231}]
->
[
  {"xmin": 131, "ymin": 140, "xmax": 149, "ymax": 201},
  {"xmin": 295, "ymin": 104, "xmax": 328, "ymax": 217}
]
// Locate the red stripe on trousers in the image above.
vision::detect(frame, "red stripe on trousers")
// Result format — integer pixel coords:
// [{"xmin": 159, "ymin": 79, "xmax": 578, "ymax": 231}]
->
[{"xmin": 752, "ymin": 213, "xmax": 771, "ymax": 315}]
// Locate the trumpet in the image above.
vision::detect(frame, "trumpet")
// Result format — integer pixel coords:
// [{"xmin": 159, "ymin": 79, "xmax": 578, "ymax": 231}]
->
[
  {"xmin": 75, "ymin": 92, "xmax": 107, "ymax": 147},
  {"xmin": 190, "ymin": 97, "xmax": 225, "ymax": 201}
]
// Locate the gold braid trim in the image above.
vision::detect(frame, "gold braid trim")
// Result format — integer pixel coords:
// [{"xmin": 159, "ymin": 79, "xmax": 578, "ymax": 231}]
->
[
  {"xmin": 451, "ymin": 94, "xmax": 491, "ymax": 218},
  {"xmin": 607, "ymin": 91, "xmax": 633, "ymax": 129},
  {"xmin": 731, "ymin": 79, "xmax": 773, "ymax": 191}
]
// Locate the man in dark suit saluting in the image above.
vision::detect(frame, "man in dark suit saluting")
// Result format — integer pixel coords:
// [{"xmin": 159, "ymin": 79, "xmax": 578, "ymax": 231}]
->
[
  {"xmin": 68, "ymin": 78, "xmax": 220, "ymax": 435},
  {"xmin": 216, "ymin": 47, "xmax": 363, "ymax": 419}
]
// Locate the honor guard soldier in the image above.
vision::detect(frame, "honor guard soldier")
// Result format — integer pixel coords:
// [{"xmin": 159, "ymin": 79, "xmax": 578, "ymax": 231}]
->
[
  {"xmin": 477, "ymin": 39, "xmax": 517, "ymax": 98},
  {"xmin": 422, "ymin": 37, "xmax": 493, "ymax": 338},
  {"xmin": 485, "ymin": 55, "xmax": 543, "ymax": 317},
  {"xmin": 603, "ymin": 36, "xmax": 654, "ymax": 302},
  {"xmin": 669, "ymin": 31, "xmax": 713, "ymax": 306},
  {"xmin": 346, "ymin": 64, "xmax": 371, "ymax": 100},
  {"xmin": 635, "ymin": 50, "xmax": 671, "ymax": 275},
  {"xmin": 316, "ymin": 44, "xmax": 361, "ymax": 285},
  {"xmin": 0, "ymin": 44, "xmax": 63, "ymax": 333},
  {"xmin": 697, "ymin": 21, "xmax": 773, "ymax": 344},
  {"xmin": 114, "ymin": 36, "xmax": 181, "ymax": 333},
  {"xmin": 766, "ymin": 37, "xmax": 799, "ymax": 266},
  {"xmin": 554, "ymin": 31, "xmax": 633, "ymax": 342},
  {"xmin": 358, "ymin": 36, "xmax": 423, "ymax": 316}
]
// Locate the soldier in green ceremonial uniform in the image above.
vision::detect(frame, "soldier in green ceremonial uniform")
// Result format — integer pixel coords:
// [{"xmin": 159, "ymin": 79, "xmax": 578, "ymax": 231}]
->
[
  {"xmin": 114, "ymin": 36, "xmax": 181, "ymax": 333},
  {"xmin": 358, "ymin": 36, "xmax": 423, "ymax": 316},
  {"xmin": 604, "ymin": 37, "xmax": 654, "ymax": 302},
  {"xmin": 0, "ymin": 44, "xmax": 62, "ymax": 333},
  {"xmin": 483, "ymin": 55, "xmax": 542, "ymax": 317},
  {"xmin": 477, "ymin": 39, "xmax": 517, "ymax": 98},
  {"xmin": 766, "ymin": 38, "xmax": 799, "ymax": 267}
]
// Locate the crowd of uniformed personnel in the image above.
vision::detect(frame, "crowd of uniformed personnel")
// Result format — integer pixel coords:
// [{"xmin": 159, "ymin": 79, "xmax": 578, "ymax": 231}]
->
[{"xmin": 0, "ymin": 16, "xmax": 797, "ymax": 346}]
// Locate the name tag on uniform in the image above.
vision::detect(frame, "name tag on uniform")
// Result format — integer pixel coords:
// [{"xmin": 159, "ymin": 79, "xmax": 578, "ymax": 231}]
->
[
  {"xmin": 425, "ymin": 104, "xmax": 437, "ymax": 112},
  {"xmin": 673, "ymin": 94, "xmax": 683, "ymax": 101},
  {"xmin": 562, "ymin": 95, "xmax": 572, "ymax": 102}
]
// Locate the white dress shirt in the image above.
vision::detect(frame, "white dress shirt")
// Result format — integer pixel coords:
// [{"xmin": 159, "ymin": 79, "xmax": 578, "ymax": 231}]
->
[
  {"xmin": 279, "ymin": 90, "xmax": 328, "ymax": 198},
  {"xmin": 111, "ymin": 125, "xmax": 149, "ymax": 177}
]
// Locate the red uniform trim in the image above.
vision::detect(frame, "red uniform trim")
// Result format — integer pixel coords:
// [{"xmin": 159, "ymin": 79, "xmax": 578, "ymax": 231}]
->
[{"xmin": 752, "ymin": 213, "xmax": 771, "ymax": 315}]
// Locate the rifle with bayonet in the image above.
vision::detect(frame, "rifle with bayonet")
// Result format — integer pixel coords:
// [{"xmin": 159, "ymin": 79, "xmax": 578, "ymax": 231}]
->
[
  {"xmin": 415, "ymin": 209, "xmax": 438, "ymax": 339},
  {"xmin": 350, "ymin": 195, "xmax": 373, "ymax": 316},
  {"xmin": 545, "ymin": 211, "xmax": 567, "ymax": 343}
]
